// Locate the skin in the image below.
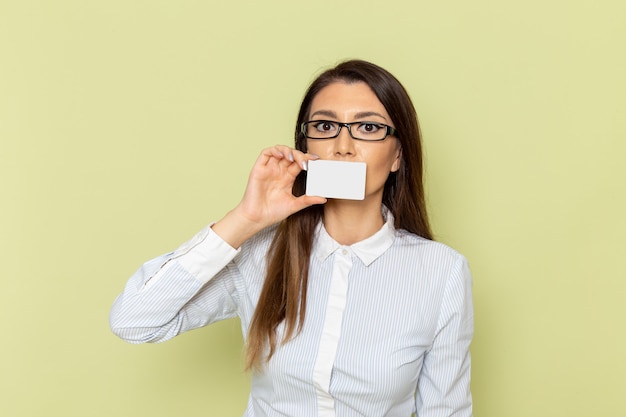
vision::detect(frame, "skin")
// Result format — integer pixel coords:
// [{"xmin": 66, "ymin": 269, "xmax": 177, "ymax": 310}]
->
[
  {"xmin": 306, "ymin": 81, "xmax": 401, "ymax": 244},
  {"xmin": 212, "ymin": 81, "xmax": 400, "ymax": 247}
]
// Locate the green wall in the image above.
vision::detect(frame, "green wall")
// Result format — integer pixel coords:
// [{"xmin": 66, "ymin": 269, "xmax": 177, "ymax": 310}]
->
[{"xmin": 1, "ymin": 1, "xmax": 624, "ymax": 416}]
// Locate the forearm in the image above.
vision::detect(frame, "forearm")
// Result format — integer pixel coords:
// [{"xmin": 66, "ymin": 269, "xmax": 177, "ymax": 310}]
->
[
  {"xmin": 211, "ymin": 206, "xmax": 269, "ymax": 250},
  {"xmin": 109, "ymin": 225, "xmax": 240, "ymax": 343}
]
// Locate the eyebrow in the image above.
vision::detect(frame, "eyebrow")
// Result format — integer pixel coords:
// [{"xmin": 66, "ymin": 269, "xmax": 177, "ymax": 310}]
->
[
  {"xmin": 310, "ymin": 110, "xmax": 389, "ymax": 122},
  {"xmin": 354, "ymin": 111, "xmax": 388, "ymax": 121},
  {"xmin": 310, "ymin": 110, "xmax": 337, "ymax": 119}
]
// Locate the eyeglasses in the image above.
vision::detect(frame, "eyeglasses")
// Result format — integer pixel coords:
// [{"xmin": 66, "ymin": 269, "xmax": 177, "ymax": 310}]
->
[{"xmin": 301, "ymin": 120, "xmax": 397, "ymax": 141}]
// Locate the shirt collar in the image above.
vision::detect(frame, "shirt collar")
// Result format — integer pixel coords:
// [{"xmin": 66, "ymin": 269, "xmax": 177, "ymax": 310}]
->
[{"xmin": 313, "ymin": 208, "xmax": 396, "ymax": 266}]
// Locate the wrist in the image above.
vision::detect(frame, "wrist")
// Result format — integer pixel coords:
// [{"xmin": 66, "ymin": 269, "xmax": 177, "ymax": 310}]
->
[{"xmin": 211, "ymin": 207, "xmax": 266, "ymax": 249}]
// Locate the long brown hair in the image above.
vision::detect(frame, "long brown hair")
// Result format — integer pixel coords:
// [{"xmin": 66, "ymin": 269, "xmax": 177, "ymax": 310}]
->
[{"xmin": 246, "ymin": 59, "xmax": 433, "ymax": 370}]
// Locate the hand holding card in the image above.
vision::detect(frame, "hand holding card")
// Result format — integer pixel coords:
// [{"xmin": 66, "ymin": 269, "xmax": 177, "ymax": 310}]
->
[{"xmin": 305, "ymin": 160, "xmax": 366, "ymax": 200}]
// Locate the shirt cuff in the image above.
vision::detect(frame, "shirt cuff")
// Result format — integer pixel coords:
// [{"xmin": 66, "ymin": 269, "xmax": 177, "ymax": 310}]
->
[{"xmin": 171, "ymin": 224, "xmax": 241, "ymax": 284}]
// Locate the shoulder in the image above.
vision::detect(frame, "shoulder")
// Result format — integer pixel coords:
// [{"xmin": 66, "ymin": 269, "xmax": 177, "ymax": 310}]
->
[
  {"xmin": 394, "ymin": 229, "xmax": 465, "ymax": 261},
  {"xmin": 390, "ymin": 229, "xmax": 470, "ymax": 283},
  {"xmin": 390, "ymin": 230, "xmax": 472, "ymax": 311}
]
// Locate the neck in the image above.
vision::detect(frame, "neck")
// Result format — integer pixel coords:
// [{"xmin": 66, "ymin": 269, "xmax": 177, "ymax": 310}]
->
[{"xmin": 322, "ymin": 199, "xmax": 385, "ymax": 245}]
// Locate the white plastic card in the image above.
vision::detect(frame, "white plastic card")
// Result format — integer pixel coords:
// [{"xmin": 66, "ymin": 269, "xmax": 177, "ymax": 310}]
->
[{"xmin": 305, "ymin": 160, "xmax": 366, "ymax": 200}]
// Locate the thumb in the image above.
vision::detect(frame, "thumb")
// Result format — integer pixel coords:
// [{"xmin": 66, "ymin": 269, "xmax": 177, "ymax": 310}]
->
[{"xmin": 295, "ymin": 195, "xmax": 327, "ymax": 210}]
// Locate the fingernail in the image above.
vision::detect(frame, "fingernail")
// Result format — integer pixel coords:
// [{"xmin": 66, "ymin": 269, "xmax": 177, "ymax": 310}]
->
[
  {"xmin": 302, "ymin": 161, "xmax": 308, "ymax": 171},
  {"xmin": 288, "ymin": 153, "xmax": 294, "ymax": 162},
  {"xmin": 310, "ymin": 154, "xmax": 320, "ymax": 159}
]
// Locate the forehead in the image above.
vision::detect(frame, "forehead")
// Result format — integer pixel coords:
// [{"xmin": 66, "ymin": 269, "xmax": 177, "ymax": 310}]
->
[{"xmin": 309, "ymin": 81, "xmax": 390, "ymax": 119}]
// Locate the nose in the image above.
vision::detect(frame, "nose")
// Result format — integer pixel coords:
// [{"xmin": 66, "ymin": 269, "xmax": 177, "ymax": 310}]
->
[{"xmin": 333, "ymin": 125, "xmax": 355, "ymax": 157}]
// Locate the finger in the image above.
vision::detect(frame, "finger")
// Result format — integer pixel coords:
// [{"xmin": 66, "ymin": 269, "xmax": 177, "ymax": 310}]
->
[
  {"xmin": 274, "ymin": 147, "xmax": 306, "ymax": 173},
  {"xmin": 275, "ymin": 145, "xmax": 316, "ymax": 164},
  {"xmin": 255, "ymin": 148, "xmax": 278, "ymax": 168},
  {"xmin": 295, "ymin": 194, "xmax": 327, "ymax": 208},
  {"xmin": 268, "ymin": 148, "xmax": 287, "ymax": 164},
  {"xmin": 290, "ymin": 150, "xmax": 320, "ymax": 172},
  {"xmin": 278, "ymin": 154, "xmax": 297, "ymax": 172},
  {"xmin": 272, "ymin": 145, "xmax": 295, "ymax": 159},
  {"xmin": 257, "ymin": 146, "xmax": 316, "ymax": 174},
  {"xmin": 258, "ymin": 146, "xmax": 289, "ymax": 165},
  {"xmin": 284, "ymin": 154, "xmax": 311, "ymax": 177}
]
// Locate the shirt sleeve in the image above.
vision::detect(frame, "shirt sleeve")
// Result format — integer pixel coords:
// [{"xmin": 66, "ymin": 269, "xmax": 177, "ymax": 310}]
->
[
  {"xmin": 109, "ymin": 225, "xmax": 241, "ymax": 344},
  {"xmin": 415, "ymin": 255, "xmax": 474, "ymax": 417}
]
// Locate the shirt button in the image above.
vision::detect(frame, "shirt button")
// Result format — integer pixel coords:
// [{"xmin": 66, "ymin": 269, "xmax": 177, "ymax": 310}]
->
[{"xmin": 341, "ymin": 249, "xmax": 348, "ymax": 256}]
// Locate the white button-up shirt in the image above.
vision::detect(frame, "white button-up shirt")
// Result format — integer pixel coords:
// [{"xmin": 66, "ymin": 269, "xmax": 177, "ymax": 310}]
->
[{"xmin": 110, "ymin": 212, "xmax": 473, "ymax": 416}]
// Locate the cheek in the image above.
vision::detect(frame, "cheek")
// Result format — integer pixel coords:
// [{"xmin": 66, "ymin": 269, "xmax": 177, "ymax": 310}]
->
[
  {"xmin": 306, "ymin": 140, "xmax": 333, "ymax": 157},
  {"xmin": 305, "ymin": 140, "xmax": 317, "ymax": 153},
  {"xmin": 363, "ymin": 148, "xmax": 399, "ymax": 172},
  {"xmin": 363, "ymin": 154, "xmax": 398, "ymax": 189}
]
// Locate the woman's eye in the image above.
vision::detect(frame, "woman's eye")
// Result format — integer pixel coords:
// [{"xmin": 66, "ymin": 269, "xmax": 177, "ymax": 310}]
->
[
  {"xmin": 359, "ymin": 123, "xmax": 381, "ymax": 134},
  {"xmin": 315, "ymin": 122, "xmax": 336, "ymax": 132}
]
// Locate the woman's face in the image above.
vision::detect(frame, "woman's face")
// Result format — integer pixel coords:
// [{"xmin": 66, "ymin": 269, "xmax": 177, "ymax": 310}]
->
[{"xmin": 306, "ymin": 81, "xmax": 401, "ymax": 202}]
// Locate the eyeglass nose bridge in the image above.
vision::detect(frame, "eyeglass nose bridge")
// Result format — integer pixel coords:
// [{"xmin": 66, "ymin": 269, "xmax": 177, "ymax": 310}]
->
[{"xmin": 333, "ymin": 122, "xmax": 360, "ymax": 140}]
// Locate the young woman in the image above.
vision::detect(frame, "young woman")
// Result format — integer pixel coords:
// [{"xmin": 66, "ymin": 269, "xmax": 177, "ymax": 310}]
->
[{"xmin": 110, "ymin": 60, "xmax": 474, "ymax": 417}]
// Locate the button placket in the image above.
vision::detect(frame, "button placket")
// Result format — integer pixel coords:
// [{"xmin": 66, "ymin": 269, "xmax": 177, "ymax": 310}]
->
[{"xmin": 312, "ymin": 246, "xmax": 353, "ymax": 416}]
